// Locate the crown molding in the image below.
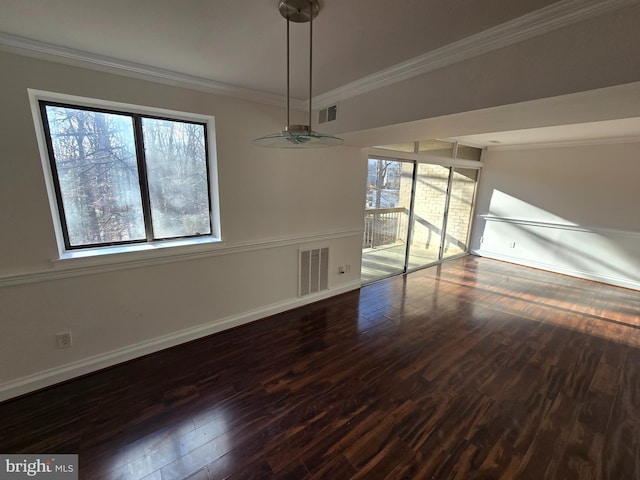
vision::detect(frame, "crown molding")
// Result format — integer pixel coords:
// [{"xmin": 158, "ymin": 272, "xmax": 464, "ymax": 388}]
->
[
  {"xmin": 313, "ymin": 0, "xmax": 640, "ymax": 109},
  {"xmin": 1, "ymin": 0, "xmax": 637, "ymax": 110},
  {"xmin": 0, "ymin": 32, "xmax": 308, "ymax": 110}
]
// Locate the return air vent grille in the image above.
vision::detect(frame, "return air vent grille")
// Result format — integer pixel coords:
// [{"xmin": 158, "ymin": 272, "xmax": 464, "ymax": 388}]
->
[
  {"xmin": 299, "ymin": 247, "xmax": 329, "ymax": 297},
  {"xmin": 318, "ymin": 105, "xmax": 337, "ymax": 124}
]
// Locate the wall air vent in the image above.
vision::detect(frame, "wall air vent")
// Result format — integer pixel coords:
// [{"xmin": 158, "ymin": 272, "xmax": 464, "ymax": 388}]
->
[
  {"xmin": 299, "ymin": 247, "xmax": 329, "ymax": 296},
  {"xmin": 318, "ymin": 105, "xmax": 337, "ymax": 124}
]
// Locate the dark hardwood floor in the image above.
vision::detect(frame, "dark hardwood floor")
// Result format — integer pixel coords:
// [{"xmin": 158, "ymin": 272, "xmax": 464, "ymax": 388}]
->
[{"xmin": 2, "ymin": 256, "xmax": 640, "ymax": 479}]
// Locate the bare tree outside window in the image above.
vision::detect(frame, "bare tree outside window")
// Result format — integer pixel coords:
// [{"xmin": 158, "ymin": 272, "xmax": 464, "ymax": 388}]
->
[
  {"xmin": 366, "ymin": 158, "xmax": 401, "ymax": 208},
  {"xmin": 41, "ymin": 102, "xmax": 213, "ymax": 250},
  {"xmin": 142, "ymin": 118, "xmax": 211, "ymax": 239}
]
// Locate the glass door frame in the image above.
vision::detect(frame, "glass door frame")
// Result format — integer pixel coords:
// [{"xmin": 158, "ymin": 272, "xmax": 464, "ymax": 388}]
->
[{"xmin": 362, "ymin": 144, "xmax": 483, "ymax": 283}]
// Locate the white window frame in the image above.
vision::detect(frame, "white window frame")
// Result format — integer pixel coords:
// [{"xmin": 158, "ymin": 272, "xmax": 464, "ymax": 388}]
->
[{"xmin": 28, "ymin": 89, "xmax": 222, "ymax": 265}]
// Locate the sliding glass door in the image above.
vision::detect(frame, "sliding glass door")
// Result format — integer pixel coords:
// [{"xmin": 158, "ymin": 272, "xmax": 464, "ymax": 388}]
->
[
  {"xmin": 443, "ymin": 168, "xmax": 478, "ymax": 258},
  {"xmin": 362, "ymin": 158, "xmax": 412, "ymax": 282},
  {"xmin": 361, "ymin": 147, "xmax": 480, "ymax": 284},
  {"xmin": 407, "ymin": 163, "xmax": 450, "ymax": 269}
]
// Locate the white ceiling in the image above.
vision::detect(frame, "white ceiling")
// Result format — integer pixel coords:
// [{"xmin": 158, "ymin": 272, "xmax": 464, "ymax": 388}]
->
[
  {"xmin": 0, "ymin": 0, "xmax": 562, "ymax": 98},
  {"xmin": 1, "ymin": 0, "xmax": 639, "ymax": 146}
]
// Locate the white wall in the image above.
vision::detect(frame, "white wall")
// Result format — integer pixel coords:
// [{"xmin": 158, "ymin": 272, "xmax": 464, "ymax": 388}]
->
[
  {"xmin": 0, "ymin": 51, "xmax": 366, "ymax": 400},
  {"xmin": 322, "ymin": 3, "xmax": 640, "ymax": 138},
  {"xmin": 472, "ymin": 141, "xmax": 640, "ymax": 290}
]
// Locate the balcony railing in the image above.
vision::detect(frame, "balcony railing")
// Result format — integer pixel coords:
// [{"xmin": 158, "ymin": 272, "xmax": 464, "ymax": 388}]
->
[{"xmin": 363, "ymin": 207, "xmax": 407, "ymax": 248}]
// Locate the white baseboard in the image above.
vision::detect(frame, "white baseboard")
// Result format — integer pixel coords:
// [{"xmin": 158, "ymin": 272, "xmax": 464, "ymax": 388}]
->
[
  {"xmin": 472, "ymin": 249, "xmax": 640, "ymax": 291},
  {"xmin": 0, "ymin": 281, "xmax": 361, "ymax": 402}
]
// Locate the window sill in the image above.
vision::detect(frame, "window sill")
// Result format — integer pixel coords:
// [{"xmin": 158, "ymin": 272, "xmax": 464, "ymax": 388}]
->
[{"xmin": 52, "ymin": 237, "xmax": 225, "ymax": 270}]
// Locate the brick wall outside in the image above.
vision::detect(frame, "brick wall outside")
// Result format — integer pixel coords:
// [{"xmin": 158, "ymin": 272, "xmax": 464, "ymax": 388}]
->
[{"xmin": 398, "ymin": 164, "xmax": 477, "ymax": 257}]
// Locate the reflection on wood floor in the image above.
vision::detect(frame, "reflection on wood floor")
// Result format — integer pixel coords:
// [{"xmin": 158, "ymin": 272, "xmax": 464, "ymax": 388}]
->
[
  {"xmin": 2, "ymin": 256, "xmax": 640, "ymax": 479},
  {"xmin": 361, "ymin": 242, "xmax": 444, "ymax": 284}
]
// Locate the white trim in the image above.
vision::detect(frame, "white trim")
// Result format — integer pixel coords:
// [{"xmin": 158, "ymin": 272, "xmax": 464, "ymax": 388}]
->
[
  {"xmin": 471, "ymin": 249, "xmax": 640, "ymax": 292},
  {"xmin": 313, "ymin": 0, "xmax": 638, "ymax": 109},
  {"xmin": 0, "ymin": 33, "xmax": 306, "ymax": 110},
  {"xmin": 0, "ymin": 280, "xmax": 361, "ymax": 402},
  {"xmin": 28, "ymin": 88, "xmax": 225, "ymax": 263},
  {"xmin": 29, "ymin": 88, "xmax": 223, "ymax": 122},
  {"xmin": 477, "ymin": 215, "xmax": 640, "ymax": 238},
  {"xmin": 0, "ymin": 229, "xmax": 363, "ymax": 288},
  {"xmin": 28, "ymin": 90, "xmax": 67, "ymax": 254},
  {"xmin": 2, "ymin": 0, "xmax": 635, "ymax": 110},
  {"xmin": 486, "ymin": 135, "xmax": 640, "ymax": 151}
]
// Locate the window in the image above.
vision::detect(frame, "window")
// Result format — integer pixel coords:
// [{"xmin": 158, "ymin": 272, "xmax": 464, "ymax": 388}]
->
[
  {"xmin": 362, "ymin": 139, "xmax": 482, "ymax": 284},
  {"xmin": 37, "ymin": 98, "xmax": 218, "ymax": 254}
]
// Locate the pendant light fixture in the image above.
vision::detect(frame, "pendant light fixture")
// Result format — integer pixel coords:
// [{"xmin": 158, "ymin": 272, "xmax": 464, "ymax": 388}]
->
[{"xmin": 253, "ymin": 0, "xmax": 343, "ymax": 148}]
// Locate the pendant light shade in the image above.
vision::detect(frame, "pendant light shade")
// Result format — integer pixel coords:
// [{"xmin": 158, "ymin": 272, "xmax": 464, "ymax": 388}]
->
[
  {"xmin": 253, "ymin": 0, "xmax": 343, "ymax": 148},
  {"xmin": 253, "ymin": 125, "xmax": 343, "ymax": 148}
]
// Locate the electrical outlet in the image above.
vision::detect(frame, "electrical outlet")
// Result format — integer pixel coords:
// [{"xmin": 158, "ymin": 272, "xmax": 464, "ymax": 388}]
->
[
  {"xmin": 338, "ymin": 266, "xmax": 345, "ymax": 274},
  {"xmin": 56, "ymin": 332, "xmax": 72, "ymax": 349}
]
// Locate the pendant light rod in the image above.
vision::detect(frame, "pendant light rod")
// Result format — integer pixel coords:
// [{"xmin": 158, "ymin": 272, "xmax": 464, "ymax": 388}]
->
[
  {"xmin": 308, "ymin": 0, "xmax": 313, "ymax": 131},
  {"xmin": 252, "ymin": 0, "xmax": 343, "ymax": 148},
  {"xmin": 286, "ymin": 15, "xmax": 290, "ymax": 127}
]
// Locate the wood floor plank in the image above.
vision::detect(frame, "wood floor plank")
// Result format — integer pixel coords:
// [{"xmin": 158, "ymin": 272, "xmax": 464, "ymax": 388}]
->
[
  {"xmin": 601, "ymin": 346, "xmax": 640, "ymax": 480},
  {"xmin": 1, "ymin": 256, "xmax": 639, "ymax": 479}
]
